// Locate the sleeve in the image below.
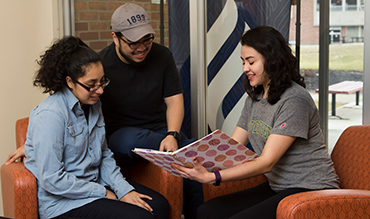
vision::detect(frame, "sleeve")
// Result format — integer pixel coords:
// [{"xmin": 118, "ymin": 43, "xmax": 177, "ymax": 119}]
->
[
  {"xmin": 25, "ymin": 110, "xmax": 107, "ymax": 199},
  {"xmin": 270, "ymin": 96, "xmax": 313, "ymax": 140},
  {"xmin": 163, "ymin": 48, "xmax": 183, "ymax": 97},
  {"xmin": 236, "ymin": 97, "xmax": 252, "ymax": 131},
  {"xmin": 98, "ymin": 139, "xmax": 135, "ymax": 200}
]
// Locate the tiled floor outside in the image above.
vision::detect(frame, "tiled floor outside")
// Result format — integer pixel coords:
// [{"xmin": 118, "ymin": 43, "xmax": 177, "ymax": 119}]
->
[{"xmin": 309, "ymin": 90, "xmax": 363, "ymax": 154}]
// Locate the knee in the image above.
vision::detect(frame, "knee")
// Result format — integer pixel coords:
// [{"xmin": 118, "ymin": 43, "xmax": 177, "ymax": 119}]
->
[
  {"xmin": 150, "ymin": 194, "xmax": 169, "ymax": 218},
  {"xmin": 160, "ymin": 197, "xmax": 170, "ymax": 212},
  {"xmin": 197, "ymin": 203, "xmax": 210, "ymax": 219},
  {"xmin": 196, "ymin": 200, "xmax": 224, "ymax": 219},
  {"xmin": 108, "ymin": 129, "xmax": 138, "ymax": 155}
]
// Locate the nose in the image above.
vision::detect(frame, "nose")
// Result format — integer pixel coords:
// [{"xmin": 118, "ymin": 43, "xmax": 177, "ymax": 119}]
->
[
  {"xmin": 136, "ymin": 42, "xmax": 146, "ymax": 51},
  {"xmin": 95, "ymin": 86, "xmax": 104, "ymax": 94},
  {"xmin": 243, "ymin": 63, "xmax": 250, "ymax": 73}
]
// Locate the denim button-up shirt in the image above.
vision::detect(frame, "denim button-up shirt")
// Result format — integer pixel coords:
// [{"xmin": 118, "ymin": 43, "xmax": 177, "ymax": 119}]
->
[{"xmin": 24, "ymin": 88, "xmax": 134, "ymax": 219}]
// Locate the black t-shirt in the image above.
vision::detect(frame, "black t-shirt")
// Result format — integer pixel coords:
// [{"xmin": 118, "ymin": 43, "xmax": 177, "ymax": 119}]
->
[{"xmin": 98, "ymin": 43, "xmax": 183, "ymax": 136}]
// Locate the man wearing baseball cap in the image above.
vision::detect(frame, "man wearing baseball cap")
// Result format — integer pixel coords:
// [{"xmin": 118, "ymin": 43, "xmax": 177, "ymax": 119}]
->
[{"xmin": 99, "ymin": 3, "xmax": 204, "ymax": 218}]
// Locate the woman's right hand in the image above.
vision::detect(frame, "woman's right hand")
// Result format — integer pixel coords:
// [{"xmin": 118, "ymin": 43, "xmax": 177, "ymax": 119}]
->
[
  {"xmin": 120, "ymin": 191, "xmax": 153, "ymax": 213},
  {"xmin": 172, "ymin": 157, "xmax": 215, "ymax": 184},
  {"xmin": 5, "ymin": 145, "xmax": 26, "ymax": 165}
]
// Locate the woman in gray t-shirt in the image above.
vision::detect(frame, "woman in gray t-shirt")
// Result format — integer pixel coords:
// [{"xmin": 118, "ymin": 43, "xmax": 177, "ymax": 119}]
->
[{"xmin": 173, "ymin": 26, "xmax": 339, "ymax": 219}]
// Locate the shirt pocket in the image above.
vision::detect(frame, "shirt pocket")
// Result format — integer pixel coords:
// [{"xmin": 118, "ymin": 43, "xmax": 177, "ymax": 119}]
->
[
  {"xmin": 95, "ymin": 118, "xmax": 106, "ymax": 146},
  {"xmin": 66, "ymin": 122, "xmax": 85, "ymax": 155}
]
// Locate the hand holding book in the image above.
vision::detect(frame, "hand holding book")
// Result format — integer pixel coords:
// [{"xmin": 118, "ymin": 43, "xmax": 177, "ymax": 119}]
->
[{"xmin": 133, "ymin": 129, "xmax": 257, "ymax": 178}]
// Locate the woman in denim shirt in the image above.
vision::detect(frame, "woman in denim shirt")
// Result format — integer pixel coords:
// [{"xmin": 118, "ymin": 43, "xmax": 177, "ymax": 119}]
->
[{"xmin": 23, "ymin": 36, "xmax": 169, "ymax": 219}]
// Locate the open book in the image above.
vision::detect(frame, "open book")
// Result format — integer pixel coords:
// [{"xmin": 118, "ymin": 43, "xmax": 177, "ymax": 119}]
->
[{"xmin": 133, "ymin": 129, "xmax": 258, "ymax": 178}]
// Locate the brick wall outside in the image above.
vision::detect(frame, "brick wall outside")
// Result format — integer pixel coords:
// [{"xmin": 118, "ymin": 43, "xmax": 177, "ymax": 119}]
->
[
  {"xmin": 289, "ymin": 0, "xmax": 319, "ymax": 44},
  {"xmin": 75, "ymin": 0, "xmax": 322, "ymax": 51},
  {"xmin": 74, "ymin": 0, "xmax": 169, "ymax": 52}
]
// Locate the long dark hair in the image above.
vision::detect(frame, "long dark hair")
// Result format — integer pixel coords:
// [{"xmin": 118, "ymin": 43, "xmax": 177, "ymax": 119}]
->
[
  {"xmin": 34, "ymin": 36, "xmax": 101, "ymax": 94},
  {"xmin": 241, "ymin": 26, "xmax": 305, "ymax": 104}
]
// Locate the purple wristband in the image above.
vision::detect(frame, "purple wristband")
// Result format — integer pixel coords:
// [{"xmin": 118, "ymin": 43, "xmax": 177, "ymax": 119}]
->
[{"xmin": 213, "ymin": 171, "xmax": 221, "ymax": 186}]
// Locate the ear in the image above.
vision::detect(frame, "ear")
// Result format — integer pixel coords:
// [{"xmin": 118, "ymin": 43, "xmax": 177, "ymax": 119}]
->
[
  {"xmin": 112, "ymin": 32, "xmax": 119, "ymax": 46},
  {"xmin": 66, "ymin": 76, "xmax": 74, "ymax": 90}
]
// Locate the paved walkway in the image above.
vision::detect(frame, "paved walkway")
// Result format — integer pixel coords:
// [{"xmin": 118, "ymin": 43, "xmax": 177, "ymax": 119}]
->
[{"xmin": 309, "ymin": 90, "xmax": 363, "ymax": 154}]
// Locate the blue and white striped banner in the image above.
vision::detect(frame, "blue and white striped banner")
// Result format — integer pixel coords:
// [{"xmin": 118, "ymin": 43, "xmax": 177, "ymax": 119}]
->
[{"xmin": 169, "ymin": 0, "xmax": 291, "ymax": 138}]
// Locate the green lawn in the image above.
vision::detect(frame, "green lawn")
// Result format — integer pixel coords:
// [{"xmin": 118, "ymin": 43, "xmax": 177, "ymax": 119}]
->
[{"xmin": 291, "ymin": 43, "xmax": 364, "ymax": 71}]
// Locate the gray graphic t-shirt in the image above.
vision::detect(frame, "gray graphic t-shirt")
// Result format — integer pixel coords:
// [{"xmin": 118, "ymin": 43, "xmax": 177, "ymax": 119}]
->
[{"xmin": 237, "ymin": 82, "xmax": 339, "ymax": 192}]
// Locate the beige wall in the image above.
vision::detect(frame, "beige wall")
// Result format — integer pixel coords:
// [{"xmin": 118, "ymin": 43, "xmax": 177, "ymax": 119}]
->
[
  {"xmin": 0, "ymin": 0, "xmax": 58, "ymax": 215},
  {"xmin": 0, "ymin": 1, "xmax": 164, "ymax": 215}
]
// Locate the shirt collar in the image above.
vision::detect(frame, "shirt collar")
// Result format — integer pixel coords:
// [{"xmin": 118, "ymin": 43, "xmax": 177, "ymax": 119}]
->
[
  {"xmin": 61, "ymin": 87, "xmax": 81, "ymax": 111},
  {"xmin": 61, "ymin": 87, "xmax": 102, "ymax": 112}
]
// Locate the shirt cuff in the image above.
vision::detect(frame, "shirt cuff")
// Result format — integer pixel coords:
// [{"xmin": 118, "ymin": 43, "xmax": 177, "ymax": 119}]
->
[
  {"xmin": 115, "ymin": 180, "xmax": 135, "ymax": 200},
  {"xmin": 91, "ymin": 183, "xmax": 108, "ymax": 198}
]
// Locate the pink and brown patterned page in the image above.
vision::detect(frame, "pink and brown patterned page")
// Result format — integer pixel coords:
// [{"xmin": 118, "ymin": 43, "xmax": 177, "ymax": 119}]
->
[{"xmin": 133, "ymin": 129, "xmax": 258, "ymax": 178}]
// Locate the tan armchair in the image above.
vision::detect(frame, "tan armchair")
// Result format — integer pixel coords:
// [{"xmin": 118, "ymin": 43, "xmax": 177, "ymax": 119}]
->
[
  {"xmin": 1, "ymin": 117, "xmax": 183, "ymax": 219},
  {"xmin": 203, "ymin": 125, "xmax": 370, "ymax": 218}
]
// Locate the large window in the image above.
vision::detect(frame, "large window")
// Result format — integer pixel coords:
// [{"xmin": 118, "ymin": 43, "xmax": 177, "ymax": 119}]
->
[{"xmin": 295, "ymin": 0, "xmax": 364, "ymax": 153}]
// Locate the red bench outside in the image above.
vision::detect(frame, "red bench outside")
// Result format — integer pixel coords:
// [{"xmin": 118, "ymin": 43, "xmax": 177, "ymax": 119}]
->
[{"xmin": 315, "ymin": 81, "xmax": 363, "ymax": 119}]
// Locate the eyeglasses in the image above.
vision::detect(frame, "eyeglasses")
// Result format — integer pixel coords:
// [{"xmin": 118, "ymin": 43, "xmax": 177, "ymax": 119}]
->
[
  {"xmin": 74, "ymin": 78, "xmax": 110, "ymax": 92},
  {"xmin": 120, "ymin": 35, "xmax": 155, "ymax": 50}
]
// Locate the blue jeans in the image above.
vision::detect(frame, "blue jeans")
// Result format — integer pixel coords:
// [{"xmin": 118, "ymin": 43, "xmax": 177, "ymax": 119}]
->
[
  {"xmin": 108, "ymin": 126, "xmax": 204, "ymax": 219},
  {"xmin": 108, "ymin": 127, "xmax": 193, "ymax": 166}
]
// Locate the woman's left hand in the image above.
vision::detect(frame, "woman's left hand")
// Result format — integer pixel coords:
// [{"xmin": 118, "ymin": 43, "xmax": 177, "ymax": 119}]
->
[
  {"xmin": 172, "ymin": 157, "xmax": 215, "ymax": 184},
  {"xmin": 120, "ymin": 191, "xmax": 153, "ymax": 213}
]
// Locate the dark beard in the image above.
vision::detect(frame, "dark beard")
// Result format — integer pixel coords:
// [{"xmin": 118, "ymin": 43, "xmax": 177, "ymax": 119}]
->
[{"xmin": 118, "ymin": 44, "xmax": 147, "ymax": 67}]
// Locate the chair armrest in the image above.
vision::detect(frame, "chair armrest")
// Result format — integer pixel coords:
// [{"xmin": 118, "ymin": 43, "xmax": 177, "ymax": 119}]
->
[
  {"xmin": 277, "ymin": 189, "xmax": 370, "ymax": 219},
  {"xmin": 129, "ymin": 161, "xmax": 183, "ymax": 219},
  {"xmin": 1, "ymin": 162, "xmax": 38, "ymax": 219},
  {"xmin": 203, "ymin": 174, "xmax": 268, "ymax": 201},
  {"xmin": 16, "ymin": 117, "xmax": 29, "ymax": 149}
]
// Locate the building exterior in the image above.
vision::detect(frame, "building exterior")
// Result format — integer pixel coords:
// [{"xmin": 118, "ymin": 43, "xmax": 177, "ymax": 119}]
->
[
  {"xmin": 289, "ymin": 0, "xmax": 364, "ymax": 44},
  {"xmin": 73, "ymin": 0, "xmax": 365, "ymax": 48}
]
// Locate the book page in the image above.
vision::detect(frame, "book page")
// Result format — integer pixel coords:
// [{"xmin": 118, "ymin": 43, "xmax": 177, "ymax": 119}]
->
[
  {"xmin": 133, "ymin": 129, "xmax": 258, "ymax": 178},
  {"xmin": 132, "ymin": 149, "xmax": 188, "ymax": 177}
]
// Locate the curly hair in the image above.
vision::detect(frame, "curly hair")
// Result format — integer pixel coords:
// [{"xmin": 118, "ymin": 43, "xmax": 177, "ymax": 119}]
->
[
  {"xmin": 34, "ymin": 36, "xmax": 101, "ymax": 94},
  {"xmin": 241, "ymin": 26, "xmax": 305, "ymax": 104}
]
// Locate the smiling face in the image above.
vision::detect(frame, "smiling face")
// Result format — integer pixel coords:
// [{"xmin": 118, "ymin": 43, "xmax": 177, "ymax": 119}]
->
[
  {"xmin": 241, "ymin": 45, "xmax": 270, "ymax": 96},
  {"xmin": 113, "ymin": 33, "xmax": 153, "ymax": 64},
  {"xmin": 66, "ymin": 62, "xmax": 105, "ymax": 106}
]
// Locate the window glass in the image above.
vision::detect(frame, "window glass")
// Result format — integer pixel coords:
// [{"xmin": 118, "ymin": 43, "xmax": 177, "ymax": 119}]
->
[
  {"xmin": 346, "ymin": 0, "xmax": 357, "ymax": 11},
  {"xmin": 331, "ymin": 0, "xmax": 342, "ymax": 11}
]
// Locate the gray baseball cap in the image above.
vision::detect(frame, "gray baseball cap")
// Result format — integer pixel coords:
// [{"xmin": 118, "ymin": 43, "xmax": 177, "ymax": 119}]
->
[{"xmin": 111, "ymin": 3, "xmax": 155, "ymax": 42}]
